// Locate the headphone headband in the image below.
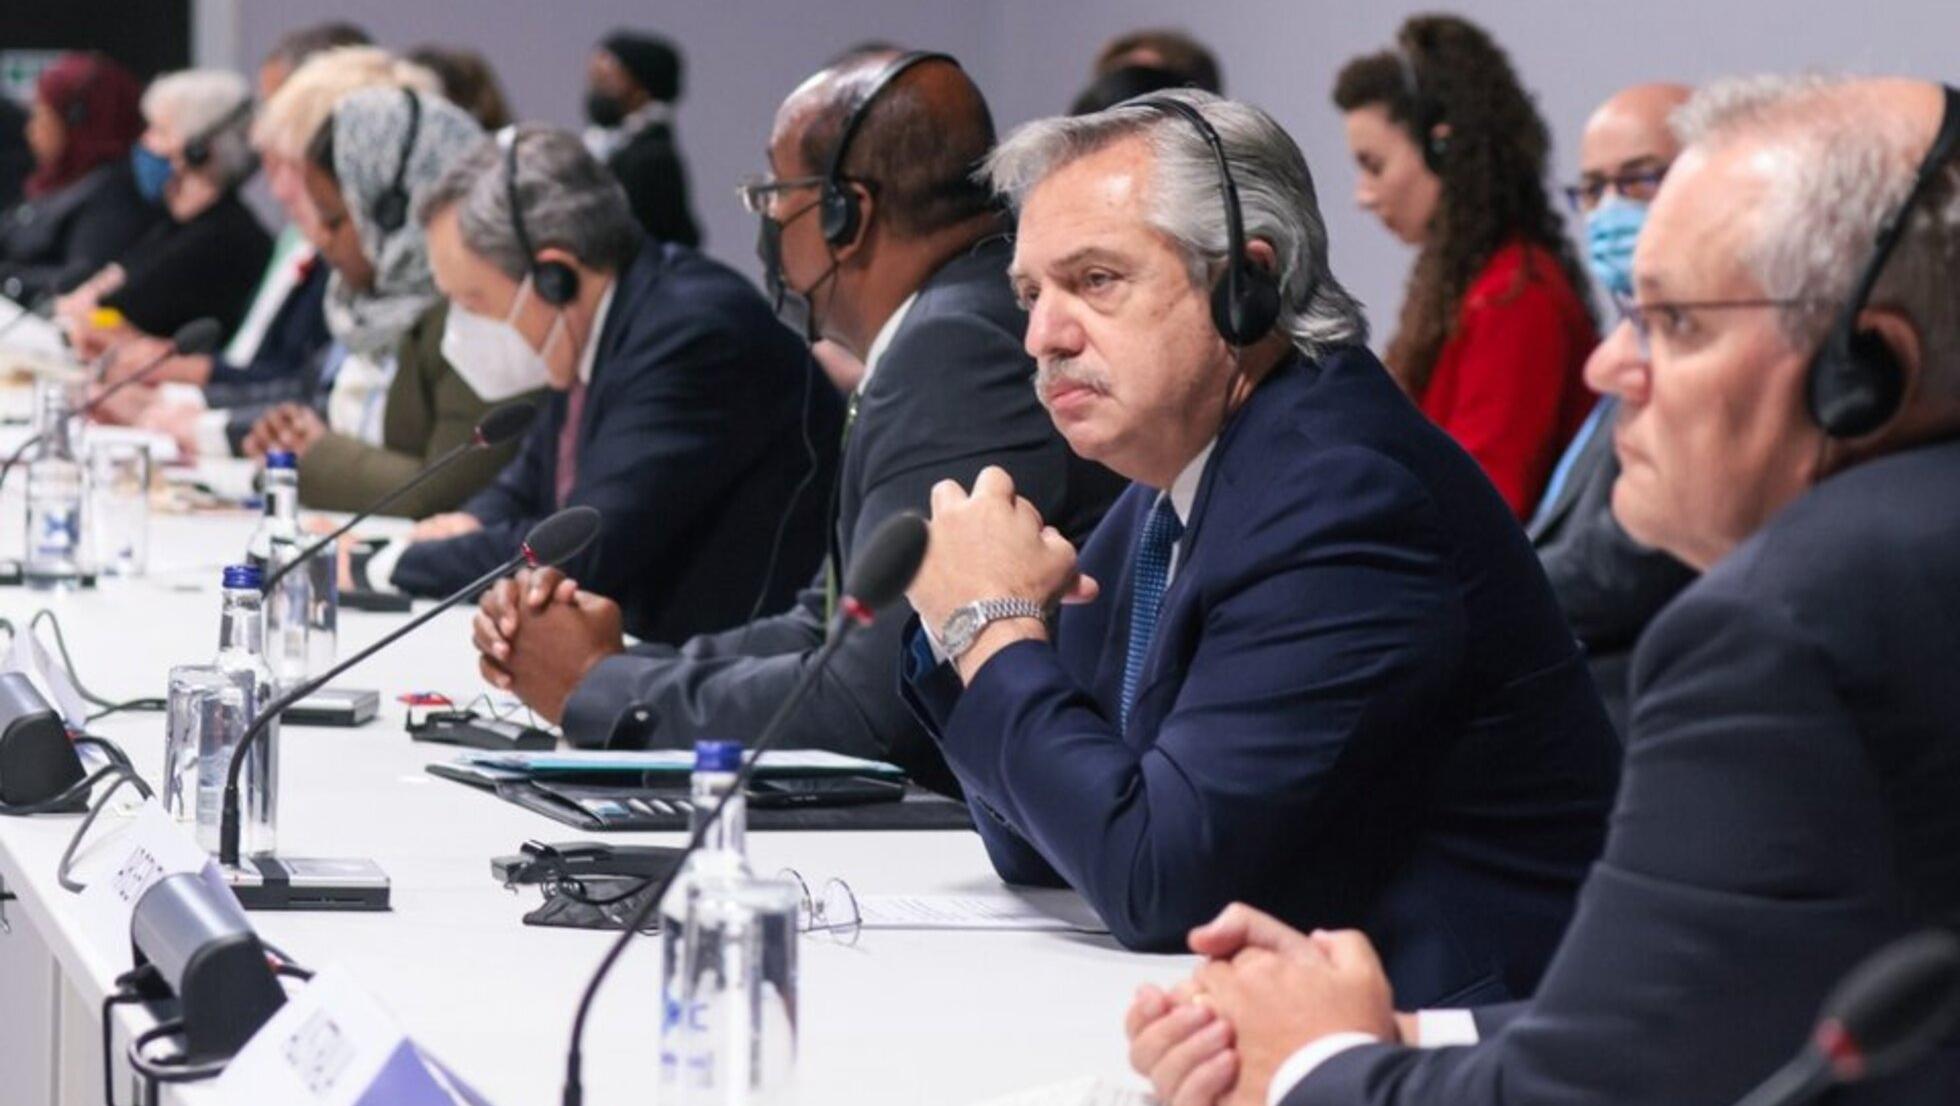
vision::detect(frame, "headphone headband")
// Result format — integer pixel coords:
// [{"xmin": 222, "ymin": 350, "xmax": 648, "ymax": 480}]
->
[
  {"xmin": 367, "ymin": 87, "xmax": 421, "ymax": 235},
  {"xmin": 183, "ymin": 94, "xmax": 254, "ymax": 167},
  {"xmin": 499, "ymin": 127, "xmax": 580, "ymax": 306},
  {"xmin": 823, "ymin": 51, "xmax": 957, "ymax": 187},
  {"xmin": 1834, "ymin": 85, "xmax": 1960, "ymax": 334}
]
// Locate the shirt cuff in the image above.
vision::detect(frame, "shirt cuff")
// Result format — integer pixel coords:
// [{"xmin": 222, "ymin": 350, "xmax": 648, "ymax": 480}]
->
[
  {"xmin": 1268, "ymin": 1032, "xmax": 1381, "ymax": 1106},
  {"xmin": 1415, "ymin": 1008, "xmax": 1479, "ymax": 1048},
  {"xmin": 194, "ymin": 408, "xmax": 233, "ymax": 461},
  {"xmin": 359, "ymin": 538, "xmax": 409, "ymax": 594}
]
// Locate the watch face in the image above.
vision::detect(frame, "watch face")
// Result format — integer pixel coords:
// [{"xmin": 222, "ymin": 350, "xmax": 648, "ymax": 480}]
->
[{"xmin": 942, "ymin": 605, "xmax": 980, "ymax": 651}]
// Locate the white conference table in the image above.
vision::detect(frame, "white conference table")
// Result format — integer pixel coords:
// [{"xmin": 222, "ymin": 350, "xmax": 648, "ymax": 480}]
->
[{"xmin": 0, "ymin": 507, "xmax": 1183, "ymax": 1105}]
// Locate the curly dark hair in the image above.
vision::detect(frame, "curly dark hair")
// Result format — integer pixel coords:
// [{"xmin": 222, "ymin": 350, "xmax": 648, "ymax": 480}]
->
[{"xmin": 1332, "ymin": 13, "xmax": 1593, "ymax": 396}]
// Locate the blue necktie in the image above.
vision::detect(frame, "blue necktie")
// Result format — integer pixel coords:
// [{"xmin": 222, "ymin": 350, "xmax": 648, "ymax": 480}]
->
[{"xmin": 1121, "ymin": 497, "xmax": 1184, "ymax": 730}]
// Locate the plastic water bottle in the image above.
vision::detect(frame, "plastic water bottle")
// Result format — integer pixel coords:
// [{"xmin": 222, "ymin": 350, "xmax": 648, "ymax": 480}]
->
[
  {"xmin": 659, "ymin": 741, "xmax": 799, "ymax": 1104},
  {"xmin": 246, "ymin": 450, "xmax": 324, "ymax": 683},
  {"xmin": 195, "ymin": 564, "xmax": 280, "ymax": 857},
  {"xmin": 23, "ymin": 381, "xmax": 85, "ymax": 589}
]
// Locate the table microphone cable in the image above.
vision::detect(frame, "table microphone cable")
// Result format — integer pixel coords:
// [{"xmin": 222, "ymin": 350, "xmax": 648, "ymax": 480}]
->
[{"xmin": 28, "ymin": 609, "xmax": 167, "ymax": 719}]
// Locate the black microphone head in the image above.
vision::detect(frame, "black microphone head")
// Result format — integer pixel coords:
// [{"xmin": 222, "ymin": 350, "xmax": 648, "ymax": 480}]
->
[
  {"xmin": 521, "ymin": 506, "xmax": 601, "ymax": 568},
  {"xmin": 169, "ymin": 317, "xmax": 224, "ymax": 356},
  {"xmin": 475, "ymin": 401, "xmax": 540, "ymax": 447},
  {"xmin": 1818, "ymin": 928, "xmax": 1960, "ymax": 1081},
  {"xmin": 841, "ymin": 511, "xmax": 929, "ymax": 615}
]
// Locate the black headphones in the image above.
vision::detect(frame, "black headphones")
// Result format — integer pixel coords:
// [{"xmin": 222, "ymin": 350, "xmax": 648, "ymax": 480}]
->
[
  {"xmin": 1807, "ymin": 84, "xmax": 1960, "ymax": 438},
  {"xmin": 61, "ymin": 57, "xmax": 95, "ymax": 129},
  {"xmin": 182, "ymin": 95, "xmax": 254, "ymax": 169},
  {"xmin": 817, "ymin": 50, "xmax": 958, "ymax": 249},
  {"xmin": 500, "ymin": 127, "xmax": 580, "ymax": 307},
  {"xmin": 1132, "ymin": 97, "xmax": 1282, "ymax": 347},
  {"xmin": 1393, "ymin": 42, "xmax": 1447, "ymax": 175},
  {"xmin": 368, "ymin": 87, "xmax": 422, "ymax": 234}
]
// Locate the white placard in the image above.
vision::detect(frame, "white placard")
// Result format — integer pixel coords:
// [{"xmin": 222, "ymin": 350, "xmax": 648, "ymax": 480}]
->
[
  {"xmin": 212, "ymin": 965, "xmax": 496, "ymax": 1106},
  {"xmin": 76, "ymin": 799, "xmax": 227, "ymax": 959}
]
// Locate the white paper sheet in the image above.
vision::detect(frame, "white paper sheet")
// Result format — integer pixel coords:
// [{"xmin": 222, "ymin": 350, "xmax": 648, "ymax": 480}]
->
[{"xmin": 857, "ymin": 891, "xmax": 1110, "ymax": 933}]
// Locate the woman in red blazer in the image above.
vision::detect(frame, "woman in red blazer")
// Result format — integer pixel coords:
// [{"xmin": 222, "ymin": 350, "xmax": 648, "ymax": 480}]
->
[{"xmin": 1333, "ymin": 14, "xmax": 1597, "ymax": 519}]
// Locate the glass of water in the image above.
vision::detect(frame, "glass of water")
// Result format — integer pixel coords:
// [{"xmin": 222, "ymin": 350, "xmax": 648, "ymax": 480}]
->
[
  {"xmin": 87, "ymin": 440, "xmax": 152, "ymax": 576},
  {"xmin": 164, "ymin": 664, "xmax": 233, "ymax": 828}
]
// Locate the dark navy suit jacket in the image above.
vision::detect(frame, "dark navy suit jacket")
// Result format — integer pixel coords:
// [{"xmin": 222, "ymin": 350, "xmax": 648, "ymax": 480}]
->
[
  {"xmin": 903, "ymin": 345, "xmax": 1621, "ymax": 1006},
  {"xmin": 1289, "ymin": 438, "xmax": 1960, "ymax": 1106},
  {"xmin": 392, "ymin": 240, "xmax": 840, "ymax": 646}
]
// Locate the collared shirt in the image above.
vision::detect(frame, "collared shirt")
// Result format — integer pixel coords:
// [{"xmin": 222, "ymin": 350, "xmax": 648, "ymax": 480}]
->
[
  {"xmin": 576, "ymin": 280, "xmax": 617, "ymax": 387},
  {"xmin": 1161, "ymin": 439, "xmax": 1214, "ymax": 586},
  {"xmin": 861, "ymin": 291, "xmax": 918, "ymax": 390}
]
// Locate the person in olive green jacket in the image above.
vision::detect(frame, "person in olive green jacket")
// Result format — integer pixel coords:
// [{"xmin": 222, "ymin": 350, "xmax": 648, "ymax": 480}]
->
[{"xmin": 247, "ymin": 85, "xmax": 540, "ymax": 517}]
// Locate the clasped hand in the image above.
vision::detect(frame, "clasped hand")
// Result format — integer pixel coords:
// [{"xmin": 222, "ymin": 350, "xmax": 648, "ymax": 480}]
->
[{"xmin": 472, "ymin": 567, "xmax": 624, "ymax": 724}]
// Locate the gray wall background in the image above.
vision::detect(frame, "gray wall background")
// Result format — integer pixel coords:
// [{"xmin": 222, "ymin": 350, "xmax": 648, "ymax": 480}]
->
[{"xmin": 218, "ymin": 0, "xmax": 1960, "ymax": 341}]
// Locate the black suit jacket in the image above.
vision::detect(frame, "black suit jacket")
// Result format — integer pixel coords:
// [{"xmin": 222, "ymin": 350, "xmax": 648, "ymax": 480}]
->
[
  {"xmin": 902, "ymin": 348, "xmax": 1619, "ymax": 1005},
  {"xmin": 560, "ymin": 234, "xmax": 1126, "ymax": 794},
  {"xmin": 1531, "ymin": 397, "xmax": 1695, "ymax": 732},
  {"xmin": 608, "ymin": 121, "xmax": 700, "ymax": 248},
  {"xmin": 392, "ymin": 240, "xmax": 840, "ymax": 646},
  {"xmin": 1291, "ymin": 437, "xmax": 1960, "ymax": 1106},
  {"xmin": 0, "ymin": 162, "xmax": 161, "ymax": 303}
]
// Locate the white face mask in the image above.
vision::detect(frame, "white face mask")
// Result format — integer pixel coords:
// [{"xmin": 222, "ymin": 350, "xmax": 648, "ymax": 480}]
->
[{"xmin": 441, "ymin": 276, "xmax": 565, "ymax": 402}]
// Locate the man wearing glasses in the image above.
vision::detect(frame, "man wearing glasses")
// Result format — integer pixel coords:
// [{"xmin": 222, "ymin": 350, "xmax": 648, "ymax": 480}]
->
[
  {"xmin": 1533, "ymin": 83, "xmax": 1699, "ymax": 732},
  {"xmin": 472, "ymin": 50, "xmax": 1122, "ymax": 793},
  {"xmin": 1123, "ymin": 75, "xmax": 1960, "ymax": 1106}
]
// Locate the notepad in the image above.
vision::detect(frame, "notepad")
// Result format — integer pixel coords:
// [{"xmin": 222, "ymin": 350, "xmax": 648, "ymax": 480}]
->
[{"xmin": 856, "ymin": 892, "xmax": 1110, "ymax": 933}]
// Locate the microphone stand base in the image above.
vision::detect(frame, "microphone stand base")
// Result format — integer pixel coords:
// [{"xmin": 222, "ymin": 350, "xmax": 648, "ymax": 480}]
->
[{"xmin": 223, "ymin": 855, "xmax": 391, "ymax": 912}]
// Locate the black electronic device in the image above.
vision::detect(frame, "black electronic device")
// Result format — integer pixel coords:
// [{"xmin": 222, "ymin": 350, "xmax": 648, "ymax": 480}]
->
[
  {"xmin": 501, "ymin": 128, "xmax": 580, "ymax": 306},
  {"xmin": 283, "ymin": 687, "xmax": 379, "ymax": 727},
  {"xmin": 367, "ymin": 87, "xmax": 421, "ymax": 234},
  {"xmin": 216, "ymin": 507, "xmax": 601, "ymax": 910},
  {"xmin": 340, "ymin": 588, "xmax": 413, "ymax": 612},
  {"xmin": 817, "ymin": 51, "xmax": 959, "ymax": 249},
  {"xmin": 1806, "ymin": 85, "xmax": 1960, "ymax": 438},
  {"xmin": 0, "ymin": 671, "xmax": 86, "ymax": 809},
  {"xmin": 408, "ymin": 709, "xmax": 555, "ymax": 751},
  {"xmin": 747, "ymin": 774, "xmax": 905, "ymax": 808},
  {"xmin": 492, "ymin": 840, "xmax": 684, "ymax": 887},
  {"xmin": 1131, "ymin": 96, "xmax": 1283, "ymax": 347},
  {"xmin": 128, "ymin": 871, "xmax": 288, "ymax": 1060},
  {"xmin": 181, "ymin": 96, "xmax": 254, "ymax": 169}
]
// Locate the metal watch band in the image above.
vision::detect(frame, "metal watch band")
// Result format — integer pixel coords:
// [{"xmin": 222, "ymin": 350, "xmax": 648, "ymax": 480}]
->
[{"xmin": 941, "ymin": 597, "xmax": 1048, "ymax": 661}]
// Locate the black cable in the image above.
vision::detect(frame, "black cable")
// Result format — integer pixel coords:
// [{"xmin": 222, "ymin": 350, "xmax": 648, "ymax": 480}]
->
[
  {"xmin": 58, "ymin": 765, "xmax": 153, "ymax": 894},
  {"xmin": 126, "ymin": 1020, "xmax": 230, "ymax": 1086},
  {"xmin": 735, "ymin": 340, "xmax": 824, "ymax": 654},
  {"xmin": 102, "ymin": 965, "xmax": 160, "ymax": 1106},
  {"xmin": 28, "ymin": 609, "xmax": 164, "ymax": 714},
  {"xmin": 0, "ymin": 763, "xmax": 123, "ymax": 817}
]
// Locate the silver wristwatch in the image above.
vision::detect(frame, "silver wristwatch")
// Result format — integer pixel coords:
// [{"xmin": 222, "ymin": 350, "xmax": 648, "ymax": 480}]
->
[{"xmin": 938, "ymin": 598, "xmax": 1047, "ymax": 662}]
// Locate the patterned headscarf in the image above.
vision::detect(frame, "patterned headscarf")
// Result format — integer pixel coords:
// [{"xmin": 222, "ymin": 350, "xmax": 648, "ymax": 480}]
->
[{"xmin": 319, "ymin": 86, "xmax": 482, "ymax": 356}]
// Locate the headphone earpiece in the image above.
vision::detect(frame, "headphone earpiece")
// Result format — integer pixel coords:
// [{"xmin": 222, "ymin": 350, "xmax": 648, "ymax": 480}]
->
[
  {"xmin": 1423, "ymin": 129, "xmax": 1448, "ymax": 175},
  {"xmin": 180, "ymin": 96, "xmax": 253, "ymax": 170},
  {"xmin": 368, "ymin": 88, "xmax": 421, "ymax": 236},
  {"xmin": 1803, "ymin": 84, "xmax": 1960, "ymax": 438},
  {"xmin": 501, "ymin": 127, "xmax": 582, "ymax": 308},
  {"xmin": 818, "ymin": 181, "xmax": 862, "ymax": 249},
  {"xmin": 1139, "ymin": 97, "xmax": 1282, "ymax": 348}
]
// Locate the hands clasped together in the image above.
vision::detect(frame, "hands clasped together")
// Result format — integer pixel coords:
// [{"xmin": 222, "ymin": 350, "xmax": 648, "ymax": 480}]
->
[{"xmin": 472, "ymin": 565, "xmax": 626, "ymax": 723}]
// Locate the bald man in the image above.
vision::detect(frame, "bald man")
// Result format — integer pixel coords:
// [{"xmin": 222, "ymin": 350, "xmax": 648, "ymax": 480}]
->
[
  {"xmin": 472, "ymin": 50, "xmax": 1122, "ymax": 792},
  {"xmin": 1530, "ymin": 84, "xmax": 1698, "ymax": 733},
  {"xmin": 1124, "ymin": 75, "xmax": 1960, "ymax": 1106}
]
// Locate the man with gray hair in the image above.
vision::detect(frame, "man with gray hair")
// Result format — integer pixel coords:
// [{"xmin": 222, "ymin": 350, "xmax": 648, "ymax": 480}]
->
[
  {"xmin": 1130, "ymin": 76, "xmax": 1960, "ymax": 1106},
  {"xmin": 899, "ymin": 90, "xmax": 1619, "ymax": 999},
  {"xmin": 353, "ymin": 126, "xmax": 840, "ymax": 647}
]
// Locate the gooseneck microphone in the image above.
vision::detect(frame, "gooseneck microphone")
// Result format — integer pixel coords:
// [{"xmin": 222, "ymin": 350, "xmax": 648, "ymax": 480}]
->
[
  {"xmin": 1734, "ymin": 928, "xmax": 1960, "ymax": 1106},
  {"xmin": 0, "ymin": 317, "xmax": 225, "ymax": 491},
  {"xmin": 260, "ymin": 400, "xmax": 539, "ymax": 593},
  {"xmin": 558, "ymin": 510, "xmax": 929, "ymax": 1106},
  {"xmin": 216, "ymin": 507, "xmax": 600, "ymax": 890}
]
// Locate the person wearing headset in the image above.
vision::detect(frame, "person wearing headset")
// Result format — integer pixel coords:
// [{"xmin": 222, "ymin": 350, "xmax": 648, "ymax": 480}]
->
[
  {"xmin": 353, "ymin": 126, "xmax": 838, "ymax": 649},
  {"xmin": 55, "ymin": 68, "xmax": 271, "ymax": 352},
  {"xmin": 468, "ymin": 50, "xmax": 1123, "ymax": 796},
  {"xmin": 1332, "ymin": 15, "xmax": 1597, "ymax": 520},
  {"xmin": 1126, "ymin": 76, "xmax": 1960, "ymax": 1106},
  {"xmin": 899, "ymin": 90, "xmax": 1619, "ymax": 994},
  {"xmin": 0, "ymin": 52, "xmax": 156, "ymax": 304}
]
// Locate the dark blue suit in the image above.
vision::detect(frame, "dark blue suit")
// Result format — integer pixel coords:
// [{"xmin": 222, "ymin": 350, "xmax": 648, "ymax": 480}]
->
[
  {"xmin": 392, "ymin": 240, "xmax": 841, "ymax": 646},
  {"xmin": 1287, "ymin": 438, "xmax": 1960, "ymax": 1106},
  {"xmin": 903, "ymin": 346, "xmax": 1621, "ymax": 1006}
]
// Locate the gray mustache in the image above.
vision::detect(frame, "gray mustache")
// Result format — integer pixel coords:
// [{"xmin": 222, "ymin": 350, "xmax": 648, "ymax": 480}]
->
[{"xmin": 1034, "ymin": 360, "xmax": 1112, "ymax": 400}]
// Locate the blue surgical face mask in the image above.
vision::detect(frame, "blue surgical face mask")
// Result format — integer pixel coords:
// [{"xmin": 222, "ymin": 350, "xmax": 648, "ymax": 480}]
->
[
  {"xmin": 1585, "ymin": 194, "xmax": 1647, "ymax": 297},
  {"xmin": 130, "ymin": 146, "xmax": 174, "ymax": 205}
]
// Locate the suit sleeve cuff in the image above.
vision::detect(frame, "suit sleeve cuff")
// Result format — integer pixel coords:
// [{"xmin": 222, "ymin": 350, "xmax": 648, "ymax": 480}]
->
[
  {"xmin": 360, "ymin": 538, "xmax": 409, "ymax": 594},
  {"xmin": 1415, "ymin": 1008, "xmax": 1479, "ymax": 1047},
  {"xmin": 1268, "ymin": 1033, "xmax": 1382, "ymax": 1106}
]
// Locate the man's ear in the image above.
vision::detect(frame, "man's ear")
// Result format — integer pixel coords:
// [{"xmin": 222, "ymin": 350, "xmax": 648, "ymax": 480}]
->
[{"xmin": 1243, "ymin": 238, "xmax": 1279, "ymax": 276}]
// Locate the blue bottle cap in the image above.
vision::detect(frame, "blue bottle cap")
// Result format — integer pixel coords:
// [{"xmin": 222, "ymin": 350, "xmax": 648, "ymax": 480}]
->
[
  {"xmin": 222, "ymin": 563, "xmax": 264, "ymax": 590},
  {"xmin": 264, "ymin": 450, "xmax": 297, "ymax": 470},
  {"xmin": 693, "ymin": 740, "xmax": 744, "ymax": 773}
]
